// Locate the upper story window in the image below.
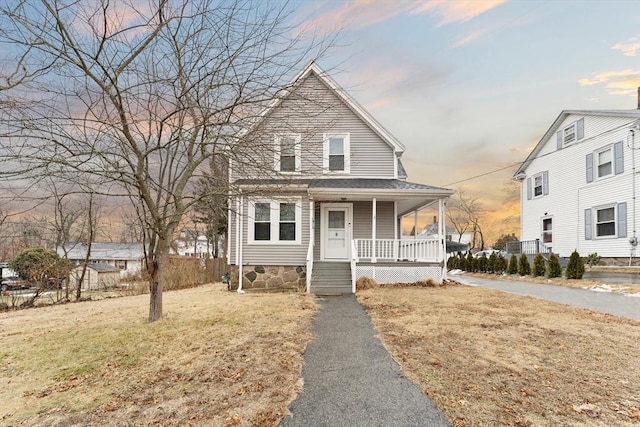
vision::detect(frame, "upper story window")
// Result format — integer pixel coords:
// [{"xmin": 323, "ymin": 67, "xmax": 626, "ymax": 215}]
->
[
  {"xmin": 274, "ymin": 134, "xmax": 301, "ymax": 173},
  {"xmin": 586, "ymin": 141, "xmax": 624, "ymax": 183},
  {"xmin": 533, "ymin": 174, "xmax": 543, "ymax": 197},
  {"xmin": 248, "ymin": 198, "xmax": 302, "ymax": 244},
  {"xmin": 556, "ymin": 118, "xmax": 584, "ymax": 149},
  {"xmin": 526, "ymin": 171, "xmax": 548, "ymax": 200},
  {"xmin": 323, "ymin": 133, "xmax": 350, "ymax": 174},
  {"xmin": 596, "ymin": 146, "xmax": 612, "ymax": 178}
]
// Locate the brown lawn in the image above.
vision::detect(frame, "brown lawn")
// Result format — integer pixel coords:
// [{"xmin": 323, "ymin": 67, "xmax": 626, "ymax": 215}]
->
[
  {"xmin": 0, "ymin": 283, "xmax": 316, "ymax": 427},
  {"xmin": 358, "ymin": 284, "xmax": 640, "ymax": 427}
]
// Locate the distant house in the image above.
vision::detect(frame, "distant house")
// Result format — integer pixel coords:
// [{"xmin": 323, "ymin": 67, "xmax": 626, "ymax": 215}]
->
[
  {"xmin": 171, "ymin": 229, "xmax": 224, "ymax": 258},
  {"xmin": 404, "ymin": 217, "xmax": 471, "ymax": 253},
  {"xmin": 227, "ymin": 62, "xmax": 454, "ymax": 294},
  {"xmin": 513, "ymin": 105, "xmax": 639, "ymax": 264},
  {"xmin": 71, "ymin": 263, "xmax": 120, "ymax": 290},
  {"xmin": 57, "ymin": 242, "xmax": 146, "ymax": 278}
]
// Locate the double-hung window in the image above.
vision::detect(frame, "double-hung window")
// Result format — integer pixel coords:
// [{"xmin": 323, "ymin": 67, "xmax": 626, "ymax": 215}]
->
[
  {"xmin": 248, "ymin": 199, "xmax": 302, "ymax": 244},
  {"xmin": 526, "ymin": 171, "xmax": 548, "ymax": 199},
  {"xmin": 274, "ymin": 134, "xmax": 301, "ymax": 173},
  {"xmin": 595, "ymin": 206, "xmax": 616, "ymax": 237},
  {"xmin": 533, "ymin": 174, "xmax": 543, "ymax": 197},
  {"xmin": 596, "ymin": 147, "xmax": 613, "ymax": 178},
  {"xmin": 563, "ymin": 123, "xmax": 576, "ymax": 144},
  {"xmin": 323, "ymin": 133, "xmax": 350, "ymax": 173}
]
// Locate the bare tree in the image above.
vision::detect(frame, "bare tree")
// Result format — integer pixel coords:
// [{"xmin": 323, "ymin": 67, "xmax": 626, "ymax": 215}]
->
[
  {"xmin": 0, "ymin": 0, "xmax": 330, "ymax": 321},
  {"xmin": 446, "ymin": 189, "xmax": 486, "ymax": 251}
]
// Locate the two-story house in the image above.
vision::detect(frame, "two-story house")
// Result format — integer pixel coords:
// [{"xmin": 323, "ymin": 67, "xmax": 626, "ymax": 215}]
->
[
  {"xmin": 513, "ymin": 106, "xmax": 640, "ymax": 264},
  {"xmin": 227, "ymin": 62, "xmax": 454, "ymax": 293}
]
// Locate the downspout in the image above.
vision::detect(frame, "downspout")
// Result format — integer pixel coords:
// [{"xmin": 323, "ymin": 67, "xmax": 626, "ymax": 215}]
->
[
  {"xmin": 630, "ymin": 124, "xmax": 638, "ymax": 265},
  {"xmin": 237, "ymin": 192, "xmax": 245, "ymax": 294}
]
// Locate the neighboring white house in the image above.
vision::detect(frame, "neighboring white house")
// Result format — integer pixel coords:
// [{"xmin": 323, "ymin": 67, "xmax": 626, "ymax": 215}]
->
[
  {"xmin": 171, "ymin": 229, "xmax": 225, "ymax": 258},
  {"xmin": 227, "ymin": 62, "xmax": 454, "ymax": 293},
  {"xmin": 513, "ymin": 107, "xmax": 640, "ymax": 264},
  {"xmin": 71, "ymin": 263, "xmax": 121, "ymax": 290},
  {"xmin": 57, "ymin": 242, "xmax": 146, "ymax": 278}
]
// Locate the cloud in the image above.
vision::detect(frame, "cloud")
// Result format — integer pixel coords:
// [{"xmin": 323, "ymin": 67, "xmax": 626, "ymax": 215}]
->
[
  {"xmin": 300, "ymin": 0, "xmax": 508, "ymax": 35},
  {"xmin": 451, "ymin": 29, "xmax": 488, "ymax": 48},
  {"xmin": 612, "ymin": 36, "xmax": 640, "ymax": 57},
  {"xmin": 413, "ymin": 0, "xmax": 509, "ymax": 27},
  {"xmin": 578, "ymin": 68, "xmax": 640, "ymax": 96}
]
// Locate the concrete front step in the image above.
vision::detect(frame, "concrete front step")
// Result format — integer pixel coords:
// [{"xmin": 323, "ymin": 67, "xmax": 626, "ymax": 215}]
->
[{"xmin": 311, "ymin": 262, "xmax": 352, "ymax": 294}]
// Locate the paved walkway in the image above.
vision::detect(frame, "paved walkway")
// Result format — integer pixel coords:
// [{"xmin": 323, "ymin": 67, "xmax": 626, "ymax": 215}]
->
[
  {"xmin": 280, "ymin": 295, "xmax": 449, "ymax": 427},
  {"xmin": 453, "ymin": 274, "xmax": 640, "ymax": 321}
]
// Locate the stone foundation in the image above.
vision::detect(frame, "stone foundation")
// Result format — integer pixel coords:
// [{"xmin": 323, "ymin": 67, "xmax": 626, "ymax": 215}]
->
[{"xmin": 229, "ymin": 265, "xmax": 306, "ymax": 292}]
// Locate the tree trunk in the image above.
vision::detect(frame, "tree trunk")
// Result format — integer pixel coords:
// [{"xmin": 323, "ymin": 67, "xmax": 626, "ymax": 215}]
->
[{"xmin": 148, "ymin": 247, "xmax": 169, "ymax": 322}]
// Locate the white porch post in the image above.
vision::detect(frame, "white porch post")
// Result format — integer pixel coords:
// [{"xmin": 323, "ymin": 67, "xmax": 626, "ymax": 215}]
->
[
  {"xmin": 413, "ymin": 210, "xmax": 418, "ymax": 240},
  {"xmin": 393, "ymin": 201, "xmax": 398, "ymax": 260},
  {"xmin": 237, "ymin": 194, "xmax": 244, "ymax": 293},
  {"xmin": 372, "ymin": 197, "xmax": 377, "ymax": 263},
  {"xmin": 439, "ymin": 198, "xmax": 447, "ymax": 281}
]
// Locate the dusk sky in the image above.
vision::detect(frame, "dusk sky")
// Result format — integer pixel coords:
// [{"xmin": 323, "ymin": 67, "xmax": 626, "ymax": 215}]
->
[{"xmin": 296, "ymin": 0, "xmax": 640, "ymax": 239}]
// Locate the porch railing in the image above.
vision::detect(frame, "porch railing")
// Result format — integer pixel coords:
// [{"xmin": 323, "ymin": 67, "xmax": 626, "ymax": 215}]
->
[
  {"xmin": 506, "ymin": 239, "xmax": 552, "ymax": 255},
  {"xmin": 354, "ymin": 238, "xmax": 440, "ymax": 262},
  {"xmin": 305, "ymin": 241, "xmax": 313, "ymax": 293}
]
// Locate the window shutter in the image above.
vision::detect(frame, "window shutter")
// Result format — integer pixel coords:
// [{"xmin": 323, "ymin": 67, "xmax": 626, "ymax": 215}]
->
[
  {"xmin": 585, "ymin": 153, "xmax": 593, "ymax": 183},
  {"xmin": 556, "ymin": 131, "xmax": 563, "ymax": 150},
  {"xmin": 526, "ymin": 177, "xmax": 532, "ymax": 200},
  {"xmin": 617, "ymin": 202, "xmax": 627, "ymax": 238},
  {"xmin": 576, "ymin": 118, "xmax": 585, "ymax": 140},
  {"xmin": 584, "ymin": 209, "xmax": 592, "ymax": 240},
  {"xmin": 542, "ymin": 171, "xmax": 549, "ymax": 195},
  {"xmin": 614, "ymin": 141, "xmax": 624, "ymax": 174}
]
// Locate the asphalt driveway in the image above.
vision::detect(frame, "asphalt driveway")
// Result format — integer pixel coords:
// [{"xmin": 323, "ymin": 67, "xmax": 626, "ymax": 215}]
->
[
  {"xmin": 280, "ymin": 295, "xmax": 449, "ymax": 427},
  {"xmin": 453, "ymin": 273, "xmax": 640, "ymax": 321}
]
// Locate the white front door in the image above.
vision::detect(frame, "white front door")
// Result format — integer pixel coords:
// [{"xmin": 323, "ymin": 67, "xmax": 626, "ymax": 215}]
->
[{"xmin": 321, "ymin": 204, "xmax": 351, "ymax": 260}]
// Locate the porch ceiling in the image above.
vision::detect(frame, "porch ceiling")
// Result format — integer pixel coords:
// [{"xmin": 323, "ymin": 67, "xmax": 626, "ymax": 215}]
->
[{"xmin": 308, "ymin": 178, "xmax": 453, "ymax": 216}]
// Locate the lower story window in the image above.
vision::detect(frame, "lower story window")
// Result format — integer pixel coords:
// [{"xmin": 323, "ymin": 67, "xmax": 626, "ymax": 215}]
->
[
  {"xmin": 249, "ymin": 199, "xmax": 301, "ymax": 244},
  {"xmin": 596, "ymin": 206, "xmax": 615, "ymax": 237}
]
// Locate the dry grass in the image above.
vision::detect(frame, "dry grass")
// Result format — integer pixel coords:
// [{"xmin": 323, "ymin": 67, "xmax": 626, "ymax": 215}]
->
[
  {"xmin": 0, "ymin": 283, "xmax": 317, "ymax": 426},
  {"xmin": 467, "ymin": 272, "xmax": 640, "ymax": 295},
  {"xmin": 358, "ymin": 284, "xmax": 640, "ymax": 427}
]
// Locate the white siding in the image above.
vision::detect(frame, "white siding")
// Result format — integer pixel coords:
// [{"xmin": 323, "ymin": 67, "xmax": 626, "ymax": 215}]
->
[{"xmin": 520, "ymin": 113, "xmax": 639, "ymax": 258}]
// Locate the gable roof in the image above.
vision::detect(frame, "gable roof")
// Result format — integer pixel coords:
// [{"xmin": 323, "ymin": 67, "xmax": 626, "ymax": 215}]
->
[
  {"xmin": 513, "ymin": 109, "xmax": 639, "ymax": 178},
  {"xmin": 79, "ymin": 263, "xmax": 121, "ymax": 273},
  {"xmin": 247, "ymin": 61, "xmax": 406, "ymax": 154}
]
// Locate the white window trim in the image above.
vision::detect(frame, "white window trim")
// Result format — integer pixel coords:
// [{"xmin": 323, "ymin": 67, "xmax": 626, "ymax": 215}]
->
[
  {"xmin": 247, "ymin": 198, "xmax": 302, "ymax": 245},
  {"xmin": 594, "ymin": 204, "xmax": 616, "ymax": 239},
  {"xmin": 274, "ymin": 133, "xmax": 301, "ymax": 174},
  {"xmin": 323, "ymin": 133, "xmax": 350, "ymax": 174},
  {"xmin": 595, "ymin": 145, "xmax": 613, "ymax": 179},
  {"xmin": 532, "ymin": 172, "xmax": 544, "ymax": 198}
]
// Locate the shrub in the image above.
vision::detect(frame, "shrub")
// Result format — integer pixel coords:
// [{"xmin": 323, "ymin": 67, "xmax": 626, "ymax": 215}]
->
[
  {"xmin": 466, "ymin": 252, "xmax": 475, "ymax": 272},
  {"xmin": 478, "ymin": 253, "xmax": 488, "ymax": 272},
  {"xmin": 447, "ymin": 256, "xmax": 458, "ymax": 270},
  {"xmin": 356, "ymin": 276, "xmax": 378, "ymax": 290},
  {"xmin": 548, "ymin": 253, "xmax": 562, "ymax": 278},
  {"xmin": 518, "ymin": 254, "xmax": 531, "ymax": 276},
  {"xmin": 458, "ymin": 253, "xmax": 468, "ymax": 271},
  {"xmin": 532, "ymin": 253, "xmax": 546, "ymax": 277},
  {"xmin": 507, "ymin": 255, "xmax": 518, "ymax": 274},
  {"xmin": 496, "ymin": 254, "xmax": 508, "ymax": 274},
  {"xmin": 584, "ymin": 252, "xmax": 601, "ymax": 268},
  {"xmin": 566, "ymin": 250, "xmax": 585, "ymax": 279},
  {"xmin": 487, "ymin": 252, "xmax": 497, "ymax": 273}
]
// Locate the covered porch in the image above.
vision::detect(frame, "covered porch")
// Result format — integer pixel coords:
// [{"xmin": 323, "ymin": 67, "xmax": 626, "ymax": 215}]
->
[{"xmin": 306, "ymin": 179, "xmax": 453, "ymax": 293}]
